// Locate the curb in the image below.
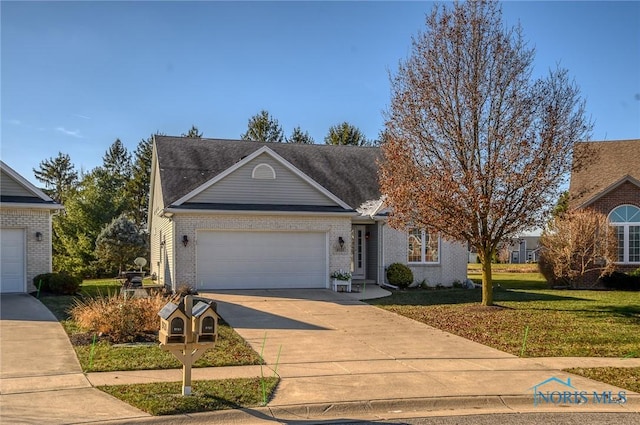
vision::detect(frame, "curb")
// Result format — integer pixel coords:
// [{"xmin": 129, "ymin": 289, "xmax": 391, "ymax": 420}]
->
[{"xmin": 92, "ymin": 394, "xmax": 640, "ymax": 425}]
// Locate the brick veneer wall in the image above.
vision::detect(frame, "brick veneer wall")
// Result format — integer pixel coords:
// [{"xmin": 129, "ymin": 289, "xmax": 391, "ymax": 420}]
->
[
  {"xmin": 579, "ymin": 181, "xmax": 640, "ymax": 282},
  {"xmin": 584, "ymin": 181, "xmax": 640, "ymax": 216},
  {"xmin": 168, "ymin": 213, "xmax": 351, "ymax": 291},
  {"xmin": 0, "ymin": 208, "xmax": 53, "ymax": 292},
  {"xmin": 382, "ymin": 224, "xmax": 468, "ymax": 287}
]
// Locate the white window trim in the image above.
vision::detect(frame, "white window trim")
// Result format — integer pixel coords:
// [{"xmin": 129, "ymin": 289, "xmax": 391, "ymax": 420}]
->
[
  {"xmin": 608, "ymin": 205, "xmax": 640, "ymax": 265},
  {"xmin": 251, "ymin": 163, "xmax": 276, "ymax": 180},
  {"xmin": 408, "ymin": 230, "xmax": 441, "ymax": 264}
]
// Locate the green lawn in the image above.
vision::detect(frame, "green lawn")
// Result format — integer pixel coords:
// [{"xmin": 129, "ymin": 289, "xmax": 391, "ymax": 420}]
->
[
  {"xmin": 369, "ymin": 266, "xmax": 640, "ymax": 392},
  {"xmin": 369, "ymin": 269, "xmax": 640, "ymax": 358},
  {"xmin": 566, "ymin": 367, "xmax": 640, "ymax": 393},
  {"xmin": 99, "ymin": 377, "xmax": 279, "ymax": 415}
]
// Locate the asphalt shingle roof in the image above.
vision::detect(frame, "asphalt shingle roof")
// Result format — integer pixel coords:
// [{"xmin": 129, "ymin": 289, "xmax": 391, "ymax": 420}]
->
[
  {"xmin": 154, "ymin": 136, "xmax": 383, "ymax": 210},
  {"xmin": 569, "ymin": 139, "xmax": 640, "ymax": 209}
]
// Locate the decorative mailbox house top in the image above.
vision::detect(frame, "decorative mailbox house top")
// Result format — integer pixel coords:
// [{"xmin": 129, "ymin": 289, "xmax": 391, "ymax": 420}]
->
[
  {"xmin": 191, "ymin": 301, "xmax": 219, "ymax": 343},
  {"xmin": 158, "ymin": 301, "xmax": 189, "ymax": 344}
]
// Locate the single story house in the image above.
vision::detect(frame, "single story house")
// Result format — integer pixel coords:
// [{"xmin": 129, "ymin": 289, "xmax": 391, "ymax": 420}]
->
[
  {"xmin": 148, "ymin": 136, "xmax": 468, "ymax": 292},
  {"xmin": 0, "ymin": 161, "xmax": 63, "ymax": 293},
  {"xmin": 569, "ymin": 139, "xmax": 640, "ymax": 274}
]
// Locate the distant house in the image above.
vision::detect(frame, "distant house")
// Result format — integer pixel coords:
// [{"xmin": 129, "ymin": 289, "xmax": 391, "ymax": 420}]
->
[
  {"xmin": 148, "ymin": 136, "xmax": 468, "ymax": 292},
  {"xmin": 0, "ymin": 161, "xmax": 63, "ymax": 293},
  {"xmin": 568, "ymin": 139, "xmax": 640, "ymax": 274},
  {"xmin": 504, "ymin": 235, "xmax": 541, "ymax": 264}
]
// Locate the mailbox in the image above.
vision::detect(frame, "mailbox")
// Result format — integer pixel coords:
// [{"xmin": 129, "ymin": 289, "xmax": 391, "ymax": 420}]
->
[
  {"xmin": 158, "ymin": 301, "xmax": 188, "ymax": 344},
  {"xmin": 191, "ymin": 301, "xmax": 219, "ymax": 343}
]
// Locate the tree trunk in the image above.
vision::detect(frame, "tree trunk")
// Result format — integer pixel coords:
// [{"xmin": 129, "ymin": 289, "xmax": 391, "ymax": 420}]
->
[{"xmin": 481, "ymin": 250, "xmax": 494, "ymax": 306}]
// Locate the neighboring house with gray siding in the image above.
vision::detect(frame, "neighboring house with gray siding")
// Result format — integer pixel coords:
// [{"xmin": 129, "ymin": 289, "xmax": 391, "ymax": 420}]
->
[
  {"xmin": 0, "ymin": 161, "xmax": 63, "ymax": 293},
  {"xmin": 148, "ymin": 136, "xmax": 468, "ymax": 292}
]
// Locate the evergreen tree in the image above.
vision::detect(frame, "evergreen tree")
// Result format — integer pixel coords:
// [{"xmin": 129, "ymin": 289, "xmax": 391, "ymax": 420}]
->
[
  {"xmin": 126, "ymin": 135, "xmax": 155, "ymax": 227},
  {"xmin": 286, "ymin": 126, "xmax": 315, "ymax": 144},
  {"xmin": 324, "ymin": 122, "xmax": 369, "ymax": 146},
  {"xmin": 241, "ymin": 110, "xmax": 284, "ymax": 143},
  {"xmin": 182, "ymin": 125, "xmax": 202, "ymax": 138},
  {"xmin": 95, "ymin": 215, "xmax": 148, "ymax": 274},
  {"xmin": 33, "ymin": 152, "xmax": 78, "ymax": 203}
]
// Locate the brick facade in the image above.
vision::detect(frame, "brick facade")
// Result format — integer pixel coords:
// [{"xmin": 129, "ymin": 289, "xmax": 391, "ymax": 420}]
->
[
  {"xmin": 382, "ymin": 224, "xmax": 468, "ymax": 287},
  {"xmin": 580, "ymin": 181, "xmax": 640, "ymax": 283},
  {"xmin": 584, "ymin": 181, "xmax": 640, "ymax": 216},
  {"xmin": 0, "ymin": 207, "xmax": 53, "ymax": 292}
]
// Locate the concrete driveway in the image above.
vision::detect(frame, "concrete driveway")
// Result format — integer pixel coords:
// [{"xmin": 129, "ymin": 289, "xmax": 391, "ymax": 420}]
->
[
  {"xmin": 204, "ymin": 289, "xmax": 637, "ymax": 411},
  {"xmin": 0, "ymin": 294, "xmax": 148, "ymax": 425}
]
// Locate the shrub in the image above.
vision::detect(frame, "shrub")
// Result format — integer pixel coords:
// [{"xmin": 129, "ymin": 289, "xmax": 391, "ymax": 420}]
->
[
  {"xmin": 600, "ymin": 272, "xmax": 640, "ymax": 291},
  {"xmin": 538, "ymin": 210, "xmax": 617, "ymax": 288},
  {"xmin": 33, "ymin": 272, "xmax": 81, "ymax": 294},
  {"xmin": 386, "ymin": 263, "xmax": 413, "ymax": 289},
  {"xmin": 70, "ymin": 292, "xmax": 169, "ymax": 343}
]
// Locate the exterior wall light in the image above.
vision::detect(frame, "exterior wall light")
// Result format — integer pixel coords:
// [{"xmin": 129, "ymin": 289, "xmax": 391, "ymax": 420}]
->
[
  {"xmin": 338, "ymin": 236, "xmax": 345, "ymax": 249},
  {"xmin": 35, "ymin": 232, "xmax": 43, "ymax": 242},
  {"xmin": 182, "ymin": 235, "xmax": 189, "ymax": 247}
]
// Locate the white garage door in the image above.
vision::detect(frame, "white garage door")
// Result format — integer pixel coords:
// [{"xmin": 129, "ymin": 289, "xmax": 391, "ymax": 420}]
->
[
  {"xmin": 196, "ymin": 231, "xmax": 327, "ymax": 290},
  {"xmin": 1, "ymin": 229, "xmax": 26, "ymax": 293}
]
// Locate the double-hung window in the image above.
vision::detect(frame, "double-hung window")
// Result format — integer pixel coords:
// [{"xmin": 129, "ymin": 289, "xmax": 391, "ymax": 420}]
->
[
  {"xmin": 609, "ymin": 205, "xmax": 640, "ymax": 264},
  {"xmin": 408, "ymin": 229, "xmax": 440, "ymax": 263}
]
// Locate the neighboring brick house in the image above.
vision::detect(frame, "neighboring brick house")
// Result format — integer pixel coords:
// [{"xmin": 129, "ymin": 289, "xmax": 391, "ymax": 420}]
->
[
  {"xmin": 148, "ymin": 136, "xmax": 468, "ymax": 292},
  {"xmin": 568, "ymin": 139, "xmax": 640, "ymax": 276},
  {"xmin": 0, "ymin": 161, "xmax": 63, "ymax": 293}
]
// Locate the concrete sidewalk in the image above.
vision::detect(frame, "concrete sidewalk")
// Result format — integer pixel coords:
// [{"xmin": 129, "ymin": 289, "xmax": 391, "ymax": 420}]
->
[{"xmin": 2, "ymin": 290, "xmax": 639, "ymax": 425}]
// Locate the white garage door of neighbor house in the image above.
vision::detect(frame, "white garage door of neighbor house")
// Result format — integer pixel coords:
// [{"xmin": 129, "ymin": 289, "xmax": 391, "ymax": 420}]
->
[
  {"xmin": 196, "ymin": 231, "xmax": 327, "ymax": 290},
  {"xmin": 1, "ymin": 228, "xmax": 26, "ymax": 293}
]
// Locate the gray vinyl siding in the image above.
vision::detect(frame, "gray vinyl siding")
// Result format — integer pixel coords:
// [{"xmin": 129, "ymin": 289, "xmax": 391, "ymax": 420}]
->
[
  {"xmin": 189, "ymin": 154, "xmax": 338, "ymax": 206},
  {"xmin": 0, "ymin": 171, "xmax": 33, "ymax": 197}
]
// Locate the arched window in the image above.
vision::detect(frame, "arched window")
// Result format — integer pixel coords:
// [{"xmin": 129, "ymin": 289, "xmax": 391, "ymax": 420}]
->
[
  {"xmin": 252, "ymin": 163, "xmax": 276, "ymax": 180},
  {"xmin": 609, "ymin": 205, "xmax": 640, "ymax": 263}
]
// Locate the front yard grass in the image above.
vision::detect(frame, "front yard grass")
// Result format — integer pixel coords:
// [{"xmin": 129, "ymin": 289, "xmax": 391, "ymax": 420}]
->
[
  {"xmin": 565, "ymin": 367, "xmax": 640, "ymax": 393},
  {"xmin": 37, "ymin": 279, "xmax": 274, "ymax": 415},
  {"xmin": 369, "ymin": 269, "xmax": 640, "ymax": 358},
  {"xmin": 98, "ymin": 377, "xmax": 279, "ymax": 415}
]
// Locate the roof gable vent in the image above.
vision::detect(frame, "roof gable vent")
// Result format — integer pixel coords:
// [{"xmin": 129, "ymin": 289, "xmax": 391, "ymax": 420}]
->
[{"xmin": 252, "ymin": 163, "xmax": 276, "ymax": 180}]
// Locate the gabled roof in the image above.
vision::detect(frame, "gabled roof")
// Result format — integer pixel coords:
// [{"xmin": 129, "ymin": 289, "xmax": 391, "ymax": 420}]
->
[
  {"xmin": 0, "ymin": 160, "xmax": 63, "ymax": 209},
  {"xmin": 568, "ymin": 139, "xmax": 640, "ymax": 209},
  {"xmin": 153, "ymin": 136, "xmax": 383, "ymax": 210}
]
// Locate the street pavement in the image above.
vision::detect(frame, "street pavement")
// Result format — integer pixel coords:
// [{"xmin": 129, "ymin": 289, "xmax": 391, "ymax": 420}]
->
[{"xmin": 1, "ymin": 289, "xmax": 639, "ymax": 425}]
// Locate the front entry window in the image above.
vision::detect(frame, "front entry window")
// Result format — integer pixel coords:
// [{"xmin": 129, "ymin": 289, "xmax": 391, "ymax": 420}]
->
[{"xmin": 609, "ymin": 205, "xmax": 640, "ymax": 264}]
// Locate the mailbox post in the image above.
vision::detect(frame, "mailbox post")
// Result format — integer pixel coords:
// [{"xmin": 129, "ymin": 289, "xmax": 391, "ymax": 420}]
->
[{"xmin": 158, "ymin": 295, "xmax": 219, "ymax": 396}]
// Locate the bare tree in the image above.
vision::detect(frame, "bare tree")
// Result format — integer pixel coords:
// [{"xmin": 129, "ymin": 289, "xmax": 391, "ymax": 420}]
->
[
  {"xmin": 379, "ymin": 0, "xmax": 592, "ymax": 305},
  {"xmin": 538, "ymin": 210, "xmax": 617, "ymax": 288}
]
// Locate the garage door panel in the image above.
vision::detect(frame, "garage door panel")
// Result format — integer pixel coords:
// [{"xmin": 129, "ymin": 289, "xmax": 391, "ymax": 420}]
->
[
  {"xmin": 197, "ymin": 231, "xmax": 327, "ymax": 290},
  {"xmin": 1, "ymin": 229, "xmax": 26, "ymax": 293}
]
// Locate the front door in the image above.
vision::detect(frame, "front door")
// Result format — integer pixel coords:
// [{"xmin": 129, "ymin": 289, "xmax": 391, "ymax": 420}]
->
[{"xmin": 351, "ymin": 226, "xmax": 366, "ymax": 280}]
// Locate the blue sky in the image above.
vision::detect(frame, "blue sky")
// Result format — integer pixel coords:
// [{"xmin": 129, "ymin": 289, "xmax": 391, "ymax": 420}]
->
[{"xmin": 2, "ymin": 1, "xmax": 639, "ymax": 185}]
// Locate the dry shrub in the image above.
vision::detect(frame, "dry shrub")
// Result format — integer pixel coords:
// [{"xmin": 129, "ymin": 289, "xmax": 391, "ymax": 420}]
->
[
  {"xmin": 70, "ymin": 292, "xmax": 169, "ymax": 343},
  {"xmin": 539, "ymin": 209, "xmax": 617, "ymax": 288}
]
